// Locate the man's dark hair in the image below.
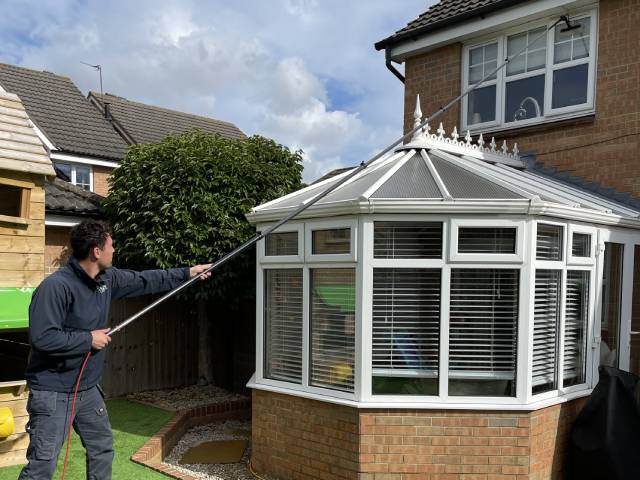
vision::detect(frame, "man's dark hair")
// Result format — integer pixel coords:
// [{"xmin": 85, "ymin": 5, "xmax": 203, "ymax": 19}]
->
[{"xmin": 70, "ymin": 220, "xmax": 111, "ymax": 260}]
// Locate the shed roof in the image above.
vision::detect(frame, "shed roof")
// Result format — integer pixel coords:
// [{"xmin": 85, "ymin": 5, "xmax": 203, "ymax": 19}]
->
[
  {"xmin": 248, "ymin": 96, "xmax": 640, "ymax": 228},
  {"xmin": 0, "ymin": 63, "xmax": 128, "ymax": 160},
  {"xmin": 45, "ymin": 177, "xmax": 104, "ymax": 217},
  {"xmin": 88, "ymin": 92, "xmax": 246, "ymax": 145},
  {"xmin": 0, "ymin": 91, "xmax": 54, "ymax": 176}
]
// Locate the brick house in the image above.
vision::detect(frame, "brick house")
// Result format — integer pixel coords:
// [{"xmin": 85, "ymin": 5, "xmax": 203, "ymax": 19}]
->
[{"xmin": 247, "ymin": 1, "xmax": 640, "ymax": 479}]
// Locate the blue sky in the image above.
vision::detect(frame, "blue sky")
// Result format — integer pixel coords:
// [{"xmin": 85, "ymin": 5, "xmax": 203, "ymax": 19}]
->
[{"xmin": 0, "ymin": 0, "xmax": 429, "ymax": 181}]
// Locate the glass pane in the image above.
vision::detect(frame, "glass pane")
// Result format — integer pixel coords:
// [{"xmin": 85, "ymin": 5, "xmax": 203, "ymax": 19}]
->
[
  {"xmin": 312, "ymin": 228, "xmax": 350, "ymax": 254},
  {"xmin": 372, "ymin": 268, "xmax": 440, "ymax": 395},
  {"xmin": 528, "ymin": 49, "xmax": 547, "ymax": 71},
  {"xmin": 469, "ymin": 43, "xmax": 498, "ymax": 81},
  {"xmin": 573, "ymin": 38, "xmax": 589, "ymax": 59},
  {"xmin": 449, "ymin": 269, "xmax": 519, "ymax": 397},
  {"xmin": 374, "ymin": 222, "xmax": 442, "ymax": 259},
  {"xmin": 265, "ymin": 232, "xmax": 298, "ymax": 256},
  {"xmin": 554, "ymin": 17, "xmax": 590, "ymax": 63},
  {"xmin": 536, "ymin": 224, "xmax": 564, "ymax": 261},
  {"xmin": 630, "ymin": 246, "xmax": 640, "ymax": 376},
  {"xmin": 600, "ymin": 243, "xmax": 624, "ymax": 368},
  {"xmin": 532, "ymin": 270, "xmax": 561, "ymax": 394},
  {"xmin": 264, "ymin": 269, "xmax": 303, "ymax": 383},
  {"xmin": 553, "ymin": 41, "xmax": 572, "ymax": 64},
  {"xmin": 458, "ymin": 227, "xmax": 517, "ymax": 254},
  {"xmin": 310, "ymin": 268, "xmax": 356, "ymax": 392},
  {"xmin": 506, "ymin": 53, "xmax": 526, "ymax": 76},
  {"xmin": 572, "ymin": 233, "xmax": 591, "ymax": 257},
  {"xmin": 54, "ymin": 161, "xmax": 72, "ymax": 181},
  {"xmin": 0, "ymin": 184, "xmax": 23, "ymax": 217},
  {"xmin": 552, "ymin": 64, "xmax": 589, "ymax": 109},
  {"xmin": 505, "ymin": 75, "xmax": 545, "ymax": 123},
  {"xmin": 470, "ymin": 47, "xmax": 484, "ymax": 66},
  {"xmin": 467, "ymin": 85, "xmax": 496, "ymax": 125},
  {"xmin": 485, "ymin": 60, "xmax": 498, "ymax": 80},
  {"xmin": 485, "ymin": 43, "xmax": 497, "ymax": 61},
  {"xmin": 564, "ymin": 270, "xmax": 590, "ymax": 388},
  {"xmin": 75, "ymin": 166, "xmax": 91, "ymax": 191},
  {"xmin": 507, "ymin": 28, "xmax": 546, "ymax": 76},
  {"xmin": 529, "ymin": 27, "xmax": 548, "ymax": 51},
  {"xmin": 469, "ymin": 65, "xmax": 483, "ymax": 83}
]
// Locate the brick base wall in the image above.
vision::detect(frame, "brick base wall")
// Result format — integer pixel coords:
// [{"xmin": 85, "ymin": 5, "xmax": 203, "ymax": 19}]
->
[{"xmin": 251, "ymin": 390, "xmax": 587, "ymax": 480}]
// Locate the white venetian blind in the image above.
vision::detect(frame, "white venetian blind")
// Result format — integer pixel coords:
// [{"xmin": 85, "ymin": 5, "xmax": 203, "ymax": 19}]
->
[
  {"xmin": 372, "ymin": 269, "xmax": 441, "ymax": 375},
  {"xmin": 536, "ymin": 223, "xmax": 564, "ymax": 260},
  {"xmin": 532, "ymin": 270, "xmax": 560, "ymax": 394},
  {"xmin": 310, "ymin": 268, "xmax": 356, "ymax": 392},
  {"xmin": 563, "ymin": 270, "xmax": 589, "ymax": 387},
  {"xmin": 264, "ymin": 269, "xmax": 303, "ymax": 383},
  {"xmin": 374, "ymin": 221, "xmax": 442, "ymax": 259},
  {"xmin": 449, "ymin": 269, "xmax": 519, "ymax": 390},
  {"xmin": 458, "ymin": 227, "xmax": 517, "ymax": 254}
]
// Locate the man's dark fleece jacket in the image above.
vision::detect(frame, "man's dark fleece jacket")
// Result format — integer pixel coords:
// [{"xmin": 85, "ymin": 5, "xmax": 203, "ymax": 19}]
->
[{"xmin": 26, "ymin": 257, "xmax": 190, "ymax": 392}]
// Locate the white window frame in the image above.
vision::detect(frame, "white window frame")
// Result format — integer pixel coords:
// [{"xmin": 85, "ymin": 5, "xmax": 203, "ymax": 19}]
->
[
  {"xmin": 461, "ymin": 8, "xmax": 598, "ymax": 133},
  {"xmin": 449, "ymin": 218, "xmax": 526, "ymax": 263},
  {"xmin": 305, "ymin": 217, "xmax": 358, "ymax": 263},
  {"xmin": 53, "ymin": 161, "xmax": 94, "ymax": 192},
  {"xmin": 258, "ymin": 223, "xmax": 304, "ymax": 263},
  {"xmin": 568, "ymin": 224, "xmax": 597, "ymax": 265},
  {"xmin": 535, "ymin": 220, "xmax": 566, "ymax": 264}
]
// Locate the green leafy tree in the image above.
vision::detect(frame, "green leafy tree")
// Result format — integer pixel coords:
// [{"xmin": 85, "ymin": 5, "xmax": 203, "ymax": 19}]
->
[{"xmin": 103, "ymin": 131, "xmax": 303, "ymax": 303}]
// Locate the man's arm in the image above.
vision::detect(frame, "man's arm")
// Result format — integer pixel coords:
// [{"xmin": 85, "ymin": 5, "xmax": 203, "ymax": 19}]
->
[
  {"xmin": 29, "ymin": 281, "xmax": 93, "ymax": 357},
  {"xmin": 107, "ymin": 265, "xmax": 211, "ymax": 300}
]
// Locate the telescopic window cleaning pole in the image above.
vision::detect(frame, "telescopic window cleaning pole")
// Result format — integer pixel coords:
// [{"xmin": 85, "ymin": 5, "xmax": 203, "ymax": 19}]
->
[{"xmin": 107, "ymin": 14, "xmax": 575, "ymax": 337}]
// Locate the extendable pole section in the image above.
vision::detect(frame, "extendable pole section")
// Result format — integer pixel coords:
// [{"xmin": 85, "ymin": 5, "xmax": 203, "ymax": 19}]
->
[{"xmin": 107, "ymin": 15, "xmax": 571, "ymax": 337}]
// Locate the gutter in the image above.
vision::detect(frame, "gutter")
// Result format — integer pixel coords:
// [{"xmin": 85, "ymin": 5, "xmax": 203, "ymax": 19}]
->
[{"xmin": 385, "ymin": 47, "xmax": 404, "ymax": 84}]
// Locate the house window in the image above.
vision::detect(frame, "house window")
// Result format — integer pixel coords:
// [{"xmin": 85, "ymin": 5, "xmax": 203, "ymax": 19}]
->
[
  {"xmin": 374, "ymin": 221, "xmax": 442, "ymax": 259},
  {"xmin": 264, "ymin": 269, "xmax": 303, "ymax": 383},
  {"xmin": 0, "ymin": 184, "xmax": 26, "ymax": 218},
  {"xmin": 448, "ymin": 269, "xmax": 519, "ymax": 397},
  {"xmin": 458, "ymin": 227, "xmax": 516, "ymax": 254},
  {"xmin": 372, "ymin": 268, "xmax": 441, "ymax": 395},
  {"xmin": 463, "ymin": 13, "xmax": 595, "ymax": 131},
  {"xmin": 265, "ymin": 232, "xmax": 298, "ymax": 256},
  {"xmin": 54, "ymin": 161, "xmax": 92, "ymax": 191},
  {"xmin": 309, "ymin": 268, "xmax": 356, "ymax": 392}
]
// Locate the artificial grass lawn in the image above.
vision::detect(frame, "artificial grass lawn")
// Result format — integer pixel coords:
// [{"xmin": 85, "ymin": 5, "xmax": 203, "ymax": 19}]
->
[{"xmin": 0, "ymin": 399, "xmax": 174, "ymax": 480}]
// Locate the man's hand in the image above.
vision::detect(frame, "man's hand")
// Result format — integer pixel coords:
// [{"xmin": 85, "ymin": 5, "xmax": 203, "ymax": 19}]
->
[
  {"xmin": 190, "ymin": 264, "xmax": 213, "ymax": 281},
  {"xmin": 91, "ymin": 329, "xmax": 111, "ymax": 350}
]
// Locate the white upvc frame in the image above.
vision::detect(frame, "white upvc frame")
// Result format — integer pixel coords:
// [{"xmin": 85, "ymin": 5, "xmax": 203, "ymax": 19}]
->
[
  {"xmin": 52, "ymin": 160, "xmax": 94, "ymax": 192},
  {"xmin": 449, "ymin": 217, "xmax": 526, "ymax": 263},
  {"xmin": 258, "ymin": 222, "xmax": 304, "ymax": 263},
  {"xmin": 461, "ymin": 7, "xmax": 598, "ymax": 133},
  {"xmin": 50, "ymin": 152, "xmax": 119, "ymax": 169},
  {"xmin": 568, "ymin": 224, "xmax": 597, "ymax": 265},
  {"xmin": 304, "ymin": 217, "xmax": 358, "ymax": 263},
  {"xmin": 535, "ymin": 219, "xmax": 566, "ymax": 263}
]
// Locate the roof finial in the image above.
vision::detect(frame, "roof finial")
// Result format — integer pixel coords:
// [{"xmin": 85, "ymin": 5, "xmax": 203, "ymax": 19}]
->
[
  {"xmin": 501, "ymin": 140, "xmax": 508, "ymax": 154},
  {"xmin": 478, "ymin": 133, "xmax": 485, "ymax": 148},
  {"xmin": 490, "ymin": 137, "xmax": 497, "ymax": 152},
  {"xmin": 465, "ymin": 130, "xmax": 472, "ymax": 146},
  {"xmin": 437, "ymin": 122, "xmax": 445, "ymax": 139},
  {"xmin": 513, "ymin": 143, "xmax": 519, "ymax": 158},
  {"xmin": 412, "ymin": 94, "xmax": 423, "ymax": 141},
  {"xmin": 451, "ymin": 126, "xmax": 459, "ymax": 142}
]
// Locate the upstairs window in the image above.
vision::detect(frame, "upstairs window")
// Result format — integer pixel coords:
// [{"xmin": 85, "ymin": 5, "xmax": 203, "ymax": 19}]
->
[
  {"xmin": 463, "ymin": 12, "xmax": 596, "ymax": 131},
  {"xmin": 54, "ymin": 161, "xmax": 92, "ymax": 191}
]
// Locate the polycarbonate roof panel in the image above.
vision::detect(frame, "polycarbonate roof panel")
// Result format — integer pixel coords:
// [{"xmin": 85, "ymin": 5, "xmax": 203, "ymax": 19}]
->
[
  {"xmin": 430, "ymin": 153, "xmax": 524, "ymax": 199},
  {"xmin": 262, "ymin": 174, "xmax": 346, "ymax": 209},
  {"xmin": 372, "ymin": 152, "xmax": 442, "ymax": 199}
]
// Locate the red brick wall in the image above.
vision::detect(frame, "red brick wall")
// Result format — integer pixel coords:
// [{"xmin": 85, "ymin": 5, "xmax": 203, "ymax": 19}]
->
[
  {"xmin": 251, "ymin": 389, "xmax": 587, "ymax": 480},
  {"xmin": 44, "ymin": 226, "xmax": 71, "ymax": 275},
  {"xmin": 93, "ymin": 166, "xmax": 113, "ymax": 196},
  {"xmin": 403, "ymin": 0, "xmax": 640, "ymax": 196}
]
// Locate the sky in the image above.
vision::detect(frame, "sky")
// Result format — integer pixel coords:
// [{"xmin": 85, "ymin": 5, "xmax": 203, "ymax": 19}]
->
[{"xmin": 0, "ymin": 0, "xmax": 430, "ymax": 182}]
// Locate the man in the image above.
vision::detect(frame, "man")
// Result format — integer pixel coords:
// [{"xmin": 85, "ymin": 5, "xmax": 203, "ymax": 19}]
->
[{"xmin": 19, "ymin": 220, "xmax": 211, "ymax": 479}]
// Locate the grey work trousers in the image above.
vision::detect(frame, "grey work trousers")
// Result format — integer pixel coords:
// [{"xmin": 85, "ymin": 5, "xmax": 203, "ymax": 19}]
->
[{"xmin": 18, "ymin": 386, "xmax": 114, "ymax": 480}]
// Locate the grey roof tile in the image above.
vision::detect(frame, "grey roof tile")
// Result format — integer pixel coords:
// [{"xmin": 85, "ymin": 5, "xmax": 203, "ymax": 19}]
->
[
  {"xmin": 372, "ymin": 153, "xmax": 442, "ymax": 199},
  {"xmin": 0, "ymin": 63, "xmax": 128, "ymax": 160},
  {"xmin": 89, "ymin": 92, "xmax": 245, "ymax": 145},
  {"xmin": 45, "ymin": 178, "xmax": 104, "ymax": 216},
  {"xmin": 375, "ymin": 0, "xmax": 528, "ymax": 49}
]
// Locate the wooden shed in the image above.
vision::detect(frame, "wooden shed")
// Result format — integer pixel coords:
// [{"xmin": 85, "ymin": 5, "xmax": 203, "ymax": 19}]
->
[{"xmin": 0, "ymin": 89, "xmax": 54, "ymax": 467}]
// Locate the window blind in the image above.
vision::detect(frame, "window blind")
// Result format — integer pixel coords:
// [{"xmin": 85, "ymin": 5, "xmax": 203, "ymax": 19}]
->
[
  {"xmin": 372, "ymin": 269, "xmax": 440, "ymax": 373},
  {"xmin": 563, "ymin": 270, "xmax": 589, "ymax": 387},
  {"xmin": 458, "ymin": 227, "xmax": 517, "ymax": 254},
  {"xmin": 264, "ymin": 269, "xmax": 303, "ymax": 383},
  {"xmin": 536, "ymin": 224, "xmax": 563, "ymax": 260},
  {"xmin": 265, "ymin": 232, "xmax": 298, "ymax": 256},
  {"xmin": 532, "ymin": 270, "xmax": 560, "ymax": 394},
  {"xmin": 310, "ymin": 268, "xmax": 356, "ymax": 392},
  {"xmin": 374, "ymin": 222, "xmax": 442, "ymax": 259},
  {"xmin": 449, "ymin": 269, "xmax": 519, "ymax": 396}
]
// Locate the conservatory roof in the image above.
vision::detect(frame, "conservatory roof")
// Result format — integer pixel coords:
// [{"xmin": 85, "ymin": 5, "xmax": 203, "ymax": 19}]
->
[{"xmin": 248, "ymin": 97, "xmax": 640, "ymax": 227}]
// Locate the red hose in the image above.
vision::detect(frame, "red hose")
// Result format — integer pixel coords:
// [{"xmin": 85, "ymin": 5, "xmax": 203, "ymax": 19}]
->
[{"xmin": 60, "ymin": 351, "xmax": 92, "ymax": 480}]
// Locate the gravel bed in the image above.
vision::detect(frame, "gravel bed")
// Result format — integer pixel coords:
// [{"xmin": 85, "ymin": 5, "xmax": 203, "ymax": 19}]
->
[
  {"xmin": 127, "ymin": 385, "xmax": 248, "ymax": 411},
  {"xmin": 163, "ymin": 420, "xmax": 277, "ymax": 480}
]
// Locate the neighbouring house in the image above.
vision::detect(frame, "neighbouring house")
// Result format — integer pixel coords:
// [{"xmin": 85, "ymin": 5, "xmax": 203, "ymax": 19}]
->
[
  {"xmin": 0, "ymin": 89, "xmax": 54, "ymax": 467},
  {"xmin": 246, "ymin": 1, "xmax": 640, "ymax": 479}
]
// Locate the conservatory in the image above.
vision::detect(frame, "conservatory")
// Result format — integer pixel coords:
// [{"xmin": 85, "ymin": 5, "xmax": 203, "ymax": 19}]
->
[{"xmin": 246, "ymin": 98, "xmax": 640, "ymax": 479}]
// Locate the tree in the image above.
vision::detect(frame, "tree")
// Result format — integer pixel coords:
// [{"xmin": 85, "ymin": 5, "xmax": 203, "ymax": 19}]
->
[{"xmin": 103, "ymin": 131, "xmax": 304, "ymax": 303}]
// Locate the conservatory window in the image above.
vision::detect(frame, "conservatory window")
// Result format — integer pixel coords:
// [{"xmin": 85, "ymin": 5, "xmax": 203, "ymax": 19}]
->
[
  {"xmin": 563, "ymin": 270, "xmax": 590, "ymax": 387},
  {"xmin": 312, "ymin": 228, "xmax": 350, "ymax": 254},
  {"xmin": 372, "ymin": 268, "xmax": 441, "ymax": 395},
  {"xmin": 265, "ymin": 231, "xmax": 298, "ymax": 256},
  {"xmin": 532, "ymin": 270, "xmax": 561, "ymax": 394},
  {"xmin": 309, "ymin": 268, "xmax": 356, "ymax": 392},
  {"xmin": 571, "ymin": 232, "xmax": 591, "ymax": 258},
  {"xmin": 448, "ymin": 269, "xmax": 519, "ymax": 397},
  {"xmin": 374, "ymin": 221, "xmax": 442, "ymax": 259},
  {"xmin": 462, "ymin": 12, "xmax": 595, "ymax": 131},
  {"xmin": 264, "ymin": 269, "xmax": 303, "ymax": 383},
  {"xmin": 536, "ymin": 223, "xmax": 564, "ymax": 261},
  {"xmin": 457, "ymin": 227, "xmax": 516, "ymax": 254}
]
